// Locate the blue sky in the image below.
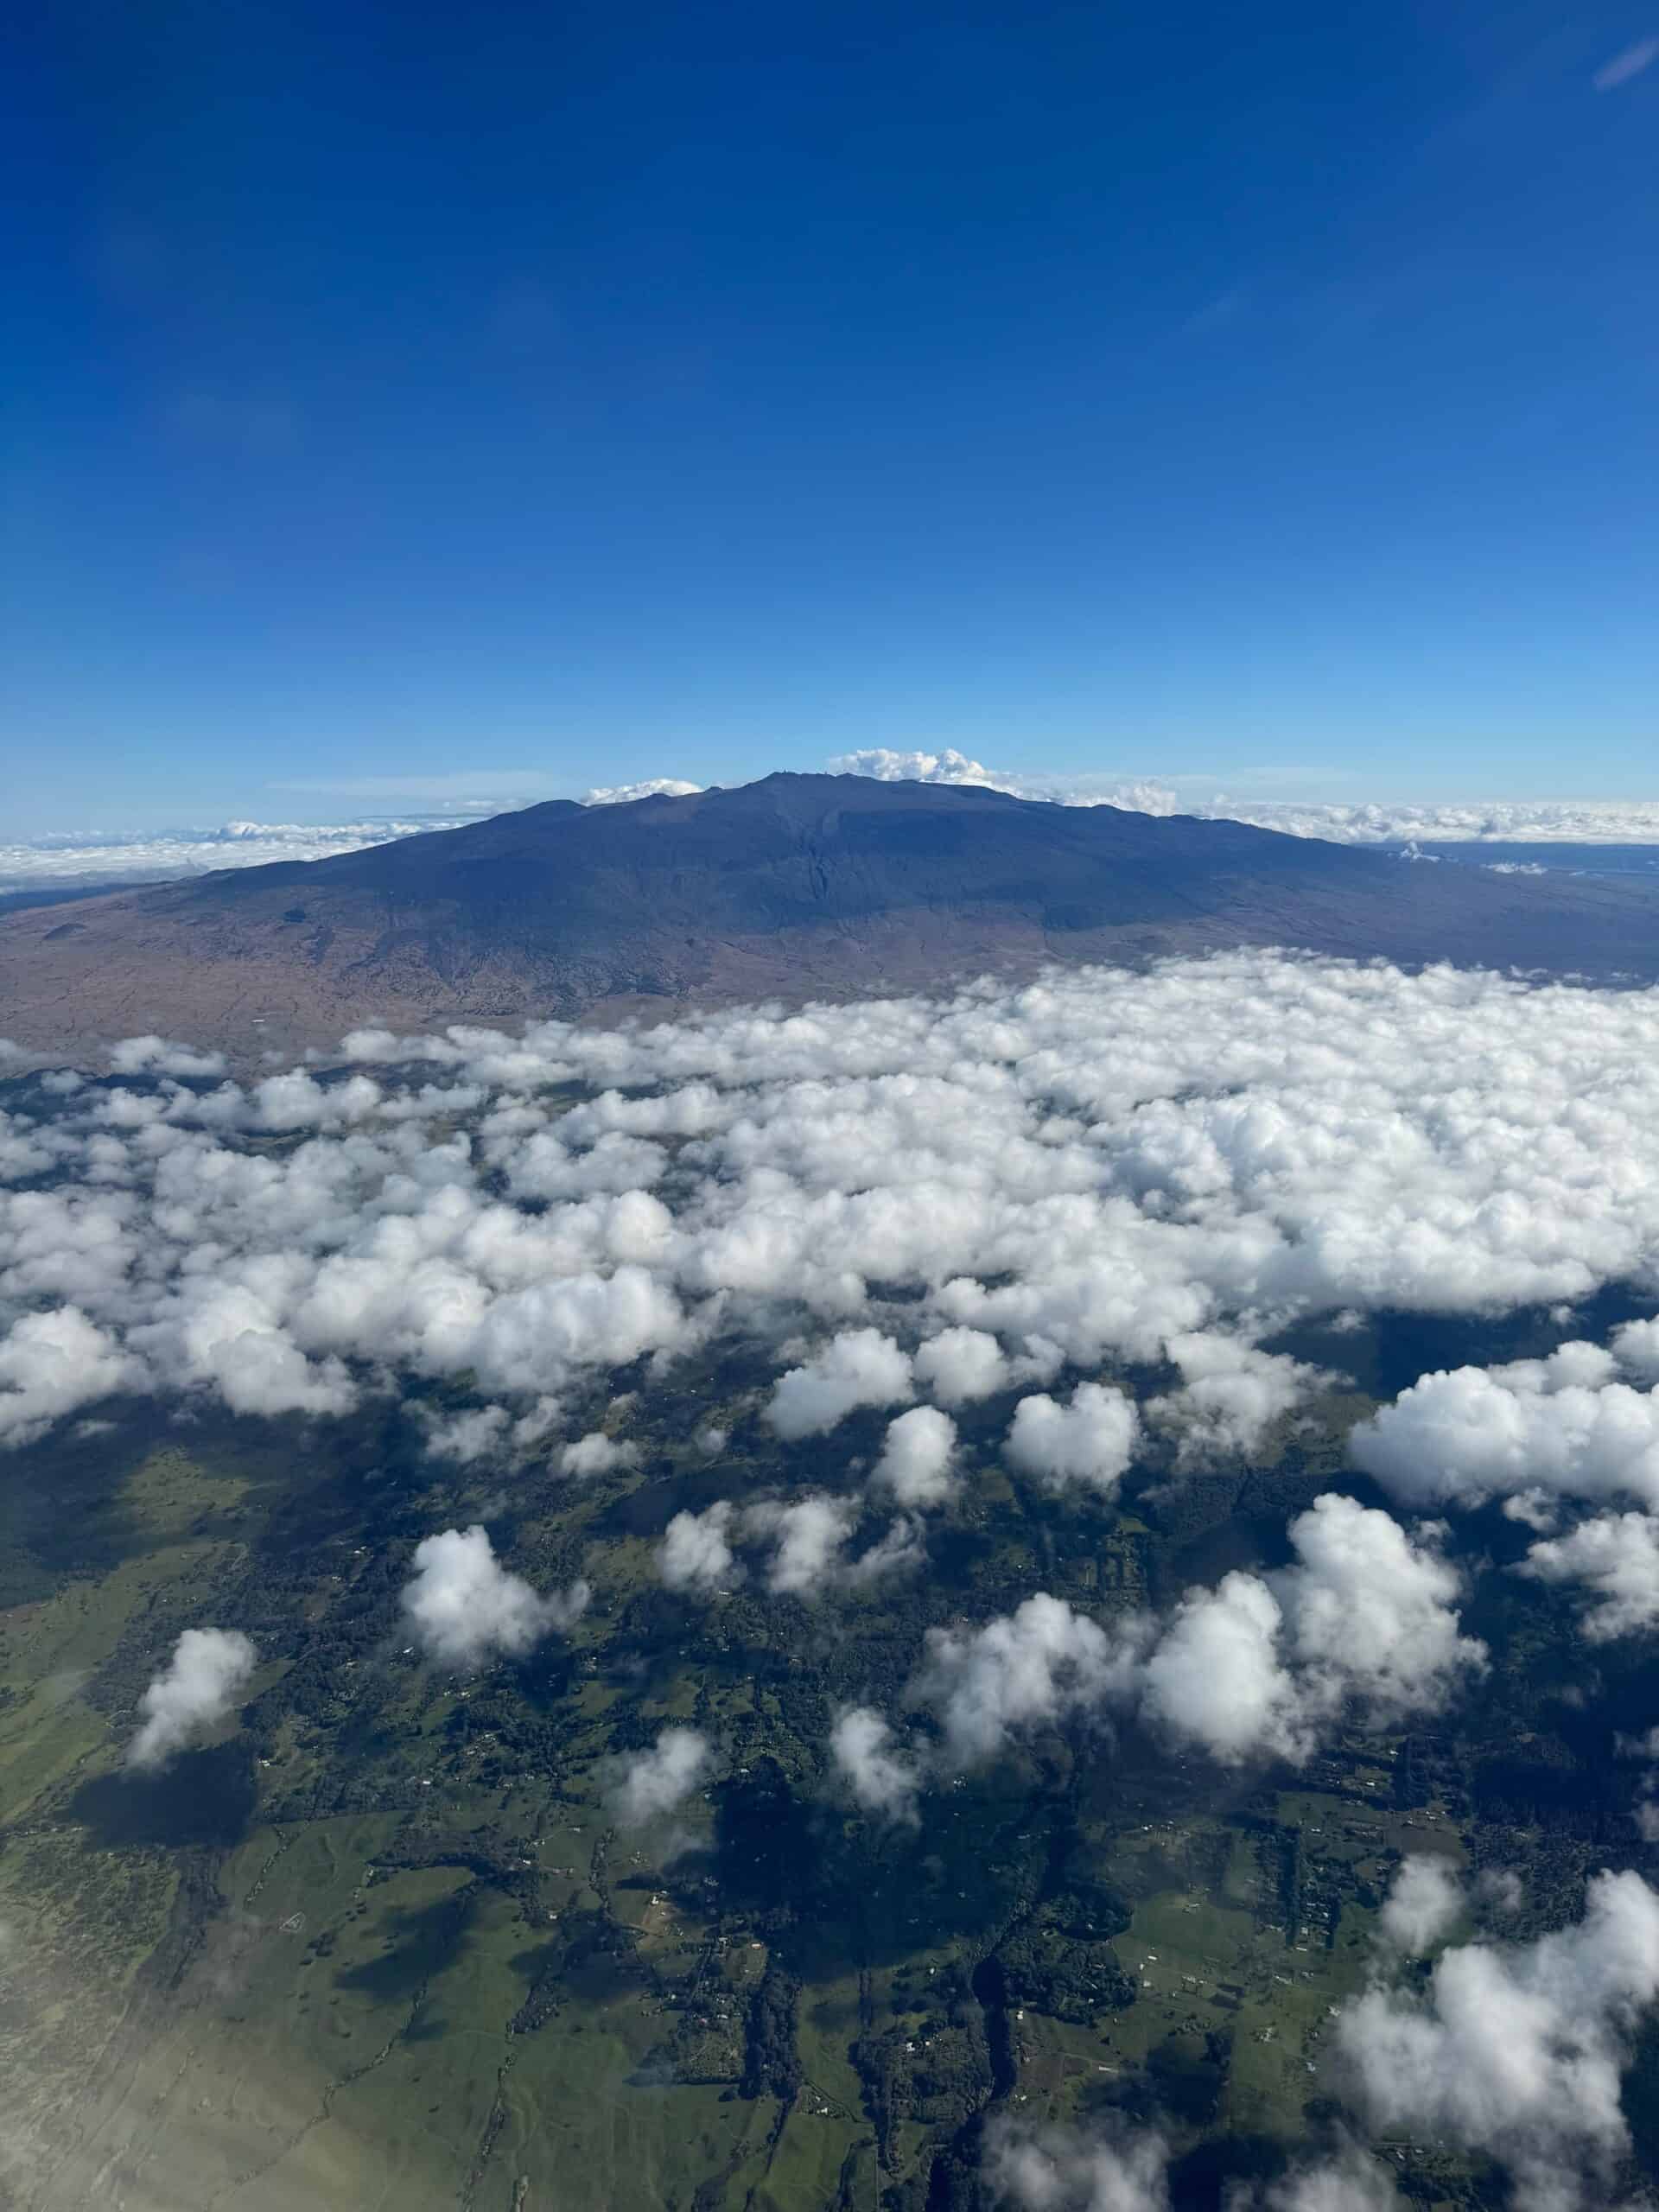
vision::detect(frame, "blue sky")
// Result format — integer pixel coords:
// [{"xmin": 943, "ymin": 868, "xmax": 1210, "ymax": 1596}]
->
[{"xmin": 7, "ymin": 0, "xmax": 1659, "ymax": 832}]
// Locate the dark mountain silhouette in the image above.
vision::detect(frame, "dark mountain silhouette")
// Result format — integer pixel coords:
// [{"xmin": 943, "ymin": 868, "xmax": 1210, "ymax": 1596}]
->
[{"xmin": 3, "ymin": 773, "xmax": 1656, "ymax": 1060}]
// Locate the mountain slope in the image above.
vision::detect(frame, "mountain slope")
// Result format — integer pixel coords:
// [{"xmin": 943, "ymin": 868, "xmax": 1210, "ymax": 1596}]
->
[{"xmin": 3, "ymin": 773, "xmax": 1657, "ymax": 1059}]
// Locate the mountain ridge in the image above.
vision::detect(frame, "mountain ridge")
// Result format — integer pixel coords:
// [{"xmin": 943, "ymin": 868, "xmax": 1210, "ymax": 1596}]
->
[{"xmin": 3, "ymin": 772, "xmax": 1657, "ymax": 1061}]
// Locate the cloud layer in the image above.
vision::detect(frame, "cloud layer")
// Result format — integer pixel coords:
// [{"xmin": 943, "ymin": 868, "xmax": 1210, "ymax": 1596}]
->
[{"xmin": 10, "ymin": 952, "xmax": 1659, "ymax": 1465}]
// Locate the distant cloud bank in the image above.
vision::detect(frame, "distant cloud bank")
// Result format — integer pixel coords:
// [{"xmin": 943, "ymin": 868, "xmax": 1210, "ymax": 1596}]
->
[
  {"xmin": 831, "ymin": 747, "xmax": 1659, "ymax": 845},
  {"xmin": 0, "ymin": 818, "xmax": 474, "ymax": 895}
]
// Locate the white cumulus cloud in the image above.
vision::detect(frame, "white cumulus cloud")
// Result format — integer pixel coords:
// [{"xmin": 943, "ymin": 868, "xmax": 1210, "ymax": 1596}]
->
[
  {"xmin": 912, "ymin": 1593, "xmax": 1144, "ymax": 1770},
  {"xmin": 830, "ymin": 1706, "xmax": 923, "ymax": 1822},
  {"xmin": 983, "ymin": 2119, "xmax": 1171, "ymax": 2211},
  {"xmin": 659, "ymin": 1501, "xmax": 741, "ymax": 1592},
  {"xmin": 1005, "ymin": 1382, "xmax": 1141, "ymax": 1495},
  {"xmin": 400, "ymin": 1525, "xmax": 589, "ymax": 1669},
  {"xmin": 1522, "ymin": 1510, "xmax": 1659, "ymax": 1640},
  {"xmin": 873, "ymin": 1405, "xmax": 959, "ymax": 1508},
  {"xmin": 127, "ymin": 1627, "xmax": 257, "ymax": 1771},
  {"xmin": 1351, "ymin": 1342, "xmax": 1659, "ymax": 1512},
  {"xmin": 1378, "ymin": 1855, "xmax": 1465, "ymax": 1956},
  {"xmin": 0, "ymin": 1305, "xmax": 143, "ymax": 1447},
  {"xmin": 1336, "ymin": 1870, "xmax": 1659, "ymax": 2210},
  {"xmin": 610, "ymin": 1726, "xmax": 713, "ymax": 1827},
  {"xmin": 766, "ymin": 1329, "xmax": 914, "ymax": 1440}
]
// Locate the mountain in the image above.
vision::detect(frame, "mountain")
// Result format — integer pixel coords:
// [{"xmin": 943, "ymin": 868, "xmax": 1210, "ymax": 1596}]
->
[{"xmin": 3, "ymin": 772, "xmax": 1657, "ymax": 1060}]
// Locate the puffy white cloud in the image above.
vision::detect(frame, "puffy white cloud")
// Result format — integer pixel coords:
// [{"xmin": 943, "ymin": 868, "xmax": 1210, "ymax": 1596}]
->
[
  {"xmin": 1005, "ymin": 1382, "xmax": 1140, "ymax": 1496},
  {"xmin": 844, "ymin": 1512, "xmax": 927, "ymax": 1585},
  {"xmin": 558, "ymin": 1431, "xmax": 639, "ymax": 1478},
  {"xmin": 108, "ymin": 1036, "xmax": 228, "ymax": 1079},
  {"xmin": 912, "ymin": 1594, "xmax": 1144, "ymax": 1770},
  {"xmin": 658, "ymin": 1501, "xmax": 741, "ymax": 1592},
  {"xmin": 1617, "ymin": 1733, "xmax": 1659, "ymax": 1843},
  {"xmin": 1252, "ymin": 2152, "xmax": 1401, "ymax": 2211},
  {"xmin": 829, "ymin": 1706, "xmax": 923, "ymax": 1822},
  {"xmin": 422, "ymin": 1404, "xmax": 511, "ymax": 1465},
  {"xmin": 1141, "ymin": 1571, "xmax": 1302, "ymax": 1763},
  {"xmin": 1522, "ymin": 1511, "xmax": 1659, "ymax": 1639},
  {"xmin": 744, "ymin": 1495, "xmax": 856, "ymax": 1594},
  {"xmin": 246, "ymin": 1070, "xmax": 384, "ymax": 1133},
  {"xmin": 1336, "ymin": 1870, "xmax": 1659, "ymax": 2210},
  {"xmin": 1271, "ymin": 1494, "xmax": 1484, "ymax": 1727},
  {"xmin": 1614, "ymin": 1317, "xmax": 1659, "ymax": 1382},
  {"xmin": 422, "ymin": 1396, "xmax": 563, "ymax": 1464},
  {"xmin": 463, "ymin": 1268, "xmax": 687, "ymax": 1395},
  {"xmin": 400, "ymin": 1525, "xmax": 589, "ymax": 1669},
  {"xmin": 131, "ymin": 1279, "xmax": 356, "ymax": 1419},
  {"xmin": 910, "ymin": 1494, "xmax": 1484, "ymax": 1774},
  {"xmin": 982, "ymin": 2118, "xmax": 1170, "ymax": 2211},
  {"xmin": 0, "ymin": 1192, "xmax": 118, "ymax": 1312},
  {"xmin": 505, "ymin": 1128, "xmax": 669, "ymax": 1202},
  {"xmin": 912, "ymin": 1325, "xmax": 1010, "ymax": 1407},
  {"xmin": 665, "ymin": 1493, "xmax": 919, "ymax": 1599},
  {"xmin": 1352, "ymin": 1346, "xmax": 1659, "ymax": 1512},
  {"xmin": 1379, "ymin": 1855, "xmax": 1465, "ymax": 1956},
  {"xmin": 766, "ymin": 1330, "xmax": 913, "ymax": 1440},
  {"xmin": 610, "ymin": 1726, "xmax": 712, "ymax": 1827},
  {"xmin": 873, "ymin": 1406, "xmax": 958, "ymax": 1508},
  {"xmin": 126, "ymin": 1627, "xmax": 257, "ymax": 1771},
  {"xmin": 1146, "ymin": 1496, "xmax": 1482, "ymax": 1764},
  {"xmin": 0, "ymin": 1305, "xmax": 143, "ymax": 1446},
  {"xmin": 1147, "ymin": 1332, "xmax": 1326, "ymax": 1465},
  {"xmin": 979, "ymin": 2106, "xmax": 1394, "ymax": 2212}
]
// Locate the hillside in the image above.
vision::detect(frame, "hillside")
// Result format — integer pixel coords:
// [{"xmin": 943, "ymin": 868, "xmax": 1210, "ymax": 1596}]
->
[{"xmin": 3, "ymin": 772, "xmax": 1657, "ymax": 1058}]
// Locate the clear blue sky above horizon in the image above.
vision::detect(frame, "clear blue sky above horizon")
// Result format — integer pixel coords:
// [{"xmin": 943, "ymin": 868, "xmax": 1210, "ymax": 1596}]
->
[{"xmin": 7, "ymin": 0, "xmax": 1658, "ymax": 833}]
